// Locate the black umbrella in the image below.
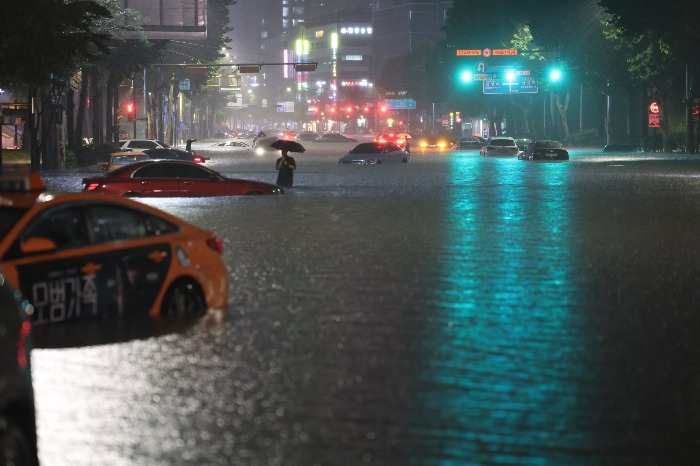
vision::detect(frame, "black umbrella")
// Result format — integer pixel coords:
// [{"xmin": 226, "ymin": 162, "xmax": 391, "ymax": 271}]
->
[{"xmin": 270, "ymin": 139, "xmax": 306, "ymax": 153}]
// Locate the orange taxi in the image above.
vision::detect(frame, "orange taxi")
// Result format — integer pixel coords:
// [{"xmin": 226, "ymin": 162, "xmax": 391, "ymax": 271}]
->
[{"xmin": 0, "ymin": 175, "xmax": 228, "ymax": 327}]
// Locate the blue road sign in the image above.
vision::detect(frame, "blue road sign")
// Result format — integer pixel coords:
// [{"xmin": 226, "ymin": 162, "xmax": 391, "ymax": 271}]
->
[
  {"xmin": 386, "ymin": 99, "xmax": 416, "ymax": 109},
  {"xmin": 483, "ymin": 77, "xmax": 538, "ymax": 94}
]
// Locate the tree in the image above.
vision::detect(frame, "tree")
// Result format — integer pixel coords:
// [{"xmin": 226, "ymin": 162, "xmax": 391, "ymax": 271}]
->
[
  {"xmin": 599, "ymin": 0, "xmax": 700, "ymax": 151},
  {"xmin": 0, "ymin": 0, "xmax": 112, "ymax": 171}
]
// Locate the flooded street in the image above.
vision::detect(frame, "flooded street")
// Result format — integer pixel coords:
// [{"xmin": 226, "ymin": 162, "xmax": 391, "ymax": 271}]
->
[{"xmin": 33, "ymin": 144, "xmax": 700, "ymax": 465}]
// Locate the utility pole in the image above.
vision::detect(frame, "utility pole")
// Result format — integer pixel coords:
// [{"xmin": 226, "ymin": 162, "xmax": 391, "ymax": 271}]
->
[{"xmin": 686, "ymin": 64, "xmax": 695, "ymax": 153}]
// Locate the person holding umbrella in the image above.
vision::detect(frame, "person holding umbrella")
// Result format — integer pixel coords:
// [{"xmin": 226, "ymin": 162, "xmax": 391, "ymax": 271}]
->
[
  {"xmin": 271, "ymin": 139, "xmax": 305, "ymax": 188},
  {"xmin": 275, "ymin": 149, "xmax": 297, "ymax": 187}
]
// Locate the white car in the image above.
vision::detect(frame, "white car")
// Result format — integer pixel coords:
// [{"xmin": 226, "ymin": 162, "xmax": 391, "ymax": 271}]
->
[
  {"xmin": 338, "ymin": 142, "xmax": 410, "ymax": 165},
  {"xmin": 210, "ymin": 141, "xmax": 252, "ymax": 152},
  {"xmin": 480, "ymin": 137, "xmax": 520, "ymax": 157},
  {"xmin": 119, "ymin": 139, "xmax": 171, "ymax": 150}
]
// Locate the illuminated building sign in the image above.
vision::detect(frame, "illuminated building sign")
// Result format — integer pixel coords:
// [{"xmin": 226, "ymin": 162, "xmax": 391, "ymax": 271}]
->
[
  {"xmin": 340, "ymin": 80, "xmax": 371, "ymax": 87},
  {"xmin": 340, "ymin": 25, "xmax": 372, "ymax": 35}
]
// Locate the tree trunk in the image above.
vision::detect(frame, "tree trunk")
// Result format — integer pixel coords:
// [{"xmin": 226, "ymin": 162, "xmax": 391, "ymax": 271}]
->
[
  {"xmin": 91, "ymin": 70, "xmax": 102, "ymax": 144},
  {"xmin": 555, "ymin": 91, "xmax": 571, "ymax": 140},
  {"xmin": 106, "ymin": 73, "xmax": 115, "ymax": 144},
  {"xmin": 75, "ymin": 70, "xmax": 88, "ymax": 144},
  {"xmin": 66, "ymin": 86, "xmax": 75, "ymax": 147}
]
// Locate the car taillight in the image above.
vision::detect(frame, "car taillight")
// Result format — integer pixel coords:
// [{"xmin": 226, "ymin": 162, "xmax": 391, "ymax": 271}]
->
[
  {"xmin": 194, "ymin": 156, "xmax": 204, "ymax": 163},
  {"xmin": 16, "ymin": 320, "xmax": 31, "ymax": 370},
  {"xmin": 84, "ymin": 182, "xmax": 101, "ymax": 191},
  {"xmin": 206, "ymin": 236, "xmax": 224, "ymax": 254}
]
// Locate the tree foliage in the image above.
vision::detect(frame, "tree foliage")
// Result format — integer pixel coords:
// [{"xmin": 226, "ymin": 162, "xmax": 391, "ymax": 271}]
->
[{"xmin": 0, "ymin": 0, "xmax": 112, "ymax": 88}]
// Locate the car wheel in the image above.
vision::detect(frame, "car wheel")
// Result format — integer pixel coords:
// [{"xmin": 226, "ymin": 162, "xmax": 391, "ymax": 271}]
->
[
  {"xmin": 161, "ymin": 280, "xmax": 206, "ymax": 318},
  {"xmin": 0, "ymin": 415, "xmax": 37, "ymax": 466}
]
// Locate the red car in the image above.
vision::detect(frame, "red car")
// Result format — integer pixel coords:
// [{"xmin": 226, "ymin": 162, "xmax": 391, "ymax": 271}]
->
[{"xmin": 82, "ymin": 160, "xmax": 284, "ymax": 197}]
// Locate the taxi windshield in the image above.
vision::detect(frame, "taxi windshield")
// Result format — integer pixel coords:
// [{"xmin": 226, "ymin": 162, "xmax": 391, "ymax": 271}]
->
[{"xmin": 0, "ymin": 207, "xmax": 27, "ymax": 239}]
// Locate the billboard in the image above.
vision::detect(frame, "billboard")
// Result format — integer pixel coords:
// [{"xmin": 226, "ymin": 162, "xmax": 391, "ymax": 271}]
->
[{"xmin": 116, "ymin": 0, "xmax": 207, "ymax": 40}]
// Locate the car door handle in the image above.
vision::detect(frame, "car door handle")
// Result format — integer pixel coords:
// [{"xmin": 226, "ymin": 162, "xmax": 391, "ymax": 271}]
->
[{"xmin": 141, "ymin": 181, "xmax": 150, "ymax": 185}]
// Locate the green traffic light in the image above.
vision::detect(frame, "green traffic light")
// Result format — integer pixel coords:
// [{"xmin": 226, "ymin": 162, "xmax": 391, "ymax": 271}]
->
[
  {"xmin": 549, "ymin": 68, "xmax": 563, "ymax": 82},
  {"xmin": 460, "ymin": 70, "xmax": 473, "ymax": 83}
]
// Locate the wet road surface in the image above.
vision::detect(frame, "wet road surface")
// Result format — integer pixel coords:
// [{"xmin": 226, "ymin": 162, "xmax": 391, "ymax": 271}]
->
[{"xmin": 32, "ymin": 143, "xmax": 700, "ymax": 465}]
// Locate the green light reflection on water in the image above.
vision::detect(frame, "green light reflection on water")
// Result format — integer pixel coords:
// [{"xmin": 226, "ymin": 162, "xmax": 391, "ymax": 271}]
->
[{"xmin": 401, "ymin": 155, "xmax": 598, "ymax": 465}]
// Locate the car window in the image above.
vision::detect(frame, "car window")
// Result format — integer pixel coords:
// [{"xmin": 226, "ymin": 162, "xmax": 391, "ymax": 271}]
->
[
  {"xmin": 129, "ymin": 141, "xmax": 156, "ymax": 149},
  {"xmin": 0, "ymin": 207, "xmax": 28, "ymax": 240},
  {"xmin": 86, "ymin": 204, "xmax": 178, "ymax": 243},
  {"xmin": 6, "ymin": 206, "xmax": 89, "ymax": 258},
  {"xmin": 132, "ymin": 163, "xmax": 178, "ymax": 178},
  {"xmin": 386, "ymin": 142, "xmax": 402, "ymax": 152},
  {"xmin": 490, "ymin": 139, "xmax": 516, "ymax": 147},
  {"xmin": 350, "ymin": 143, "xmax": 380, "ymax": 154},
  {"xmin": 171, "ymin": 164, "xmax": 212, "ymax": 179}
]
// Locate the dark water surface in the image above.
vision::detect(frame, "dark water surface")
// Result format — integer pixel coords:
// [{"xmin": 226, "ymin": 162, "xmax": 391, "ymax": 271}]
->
[{"xmin": 33, "ymin": 147, "xmax": 700, "ymax": 465}]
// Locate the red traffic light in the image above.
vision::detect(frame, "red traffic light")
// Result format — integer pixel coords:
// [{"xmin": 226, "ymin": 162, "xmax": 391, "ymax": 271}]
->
[{"xmin": 125, "ymin": 102, "xmax": 135, "ymax": 121}]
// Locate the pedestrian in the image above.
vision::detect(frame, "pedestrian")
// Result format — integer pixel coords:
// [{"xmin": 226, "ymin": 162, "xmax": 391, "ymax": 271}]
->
[
  {"xmin": 275, "ymin": 149, "xmax": 296, "ymax": 188},
  {"xmin": 253, "ymin": 130, "xmax": 266, "ymax": 146},
  {"xmin": 186, "ymin": 138, "xmax": 196, "ymax": 153}
]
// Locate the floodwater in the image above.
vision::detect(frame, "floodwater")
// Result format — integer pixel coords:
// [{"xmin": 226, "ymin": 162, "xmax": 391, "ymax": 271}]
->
[{"xmin": 33, "ymin": 142, "xmax": 700, "ymax": 465}]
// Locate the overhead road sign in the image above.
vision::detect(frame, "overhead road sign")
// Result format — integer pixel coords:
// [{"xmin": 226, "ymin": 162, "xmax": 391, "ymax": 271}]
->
[
  {"xmin": 386, "ymin": 99, "xmax": 416, "ymax": 109},
  {"xmin": 456, "ymin": 49, "xmax": 482, "ymax": 56},
  {"xmin": 456, "ymin": 48, "xmax": 518, "ymax": 57},
  {"xmin": 483, "ymin": 77, "xmax": 538, "ymax": 94}
]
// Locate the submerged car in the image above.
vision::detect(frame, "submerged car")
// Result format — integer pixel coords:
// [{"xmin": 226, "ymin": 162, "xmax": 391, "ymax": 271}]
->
[
  {"xmin": 210, "ymin": 141, "xmax": 252, "ymax": 152},
  {"xmin": 338, "ymin": 142, "xmax": 409, "ymax": 165},
  {"xmin": 101, "ymin": 151, "xmax": 152, "ymax": 171},
  {"xmin": 119, "ymin": 139, "xmax": 171, "ymax": 150},
  {"xmin": 480, "ymin": 137, "xmax": 520, "ymax": 157},
  {"xmin": 454, "ymin": 136, "xmax": 487, "ymax": 149},
  {"xmin": 515, "ymin": 138, "xmax": 533, "ymax": 151},
  {"xmin": 142, "ymin": 148, "xmax": 207, "ymax": 164},
  {"xmin": 83, "ymin": 160, "xmax": 283, "ymax": 196},
  {"xmin": 518, "ymin": 140, "xmax": 569, "ymax": 161},
  {"xmin": 0, "ymin": 174, "xmax": 228, "ymax": 327},
  {"xmin": 297, "ymin": 131, "xmax": 320, "ymax": 141},
  {"xmin": 314, "ymin": 133, "xmax": 358, "ymax": 143},
  {"xmin": 414, "ymin": 133, "xmax": 451, "ymax": 150}
]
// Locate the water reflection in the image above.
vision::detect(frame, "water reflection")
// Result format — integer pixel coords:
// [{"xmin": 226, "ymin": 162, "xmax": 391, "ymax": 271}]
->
[{"xmin": 400, "ymin": 155, "xmax": 599, "ymax": 464}]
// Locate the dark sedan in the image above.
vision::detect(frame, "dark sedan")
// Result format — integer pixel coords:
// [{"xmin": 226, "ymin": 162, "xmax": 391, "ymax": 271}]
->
[
  {"xmin": 454, "ymin": 136, "xmax": 487, "ymax": 149},
  {"xmin": 82, "ymin": 160, "xmax": 284, "ymax": 197},
  {"xmin": 142, "ymin": 148, "xmax": 207, "ymax": 164},
  {"xmin": 518, "ymin": 140, "xmax": 569, "ymax": 161},
  {"xmin": 314, "ymin": 133, "xmax": 358, "ymax": 143}
]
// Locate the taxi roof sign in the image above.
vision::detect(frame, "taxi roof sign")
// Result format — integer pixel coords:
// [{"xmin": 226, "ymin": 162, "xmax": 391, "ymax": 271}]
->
[{"xmin": 0, "ymin": 175, "xmax": 46, "ymax": 192}]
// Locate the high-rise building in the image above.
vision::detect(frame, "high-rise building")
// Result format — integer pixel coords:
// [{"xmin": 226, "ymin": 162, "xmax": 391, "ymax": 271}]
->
[{"xmin": 372, "ymin": 0, "xmax": 452, "ymax": 79}]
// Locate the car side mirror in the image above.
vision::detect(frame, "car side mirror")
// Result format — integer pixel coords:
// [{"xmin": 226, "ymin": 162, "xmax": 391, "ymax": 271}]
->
[{"xmin": 21, "ymin": 236, "xmax": 58, "ymax": 254}]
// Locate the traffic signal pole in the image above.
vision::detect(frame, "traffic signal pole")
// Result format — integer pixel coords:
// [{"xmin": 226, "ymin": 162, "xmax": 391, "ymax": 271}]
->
[{"xmin": 132, "ymin": 78, "xmax": 137, "ymax": 139}]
